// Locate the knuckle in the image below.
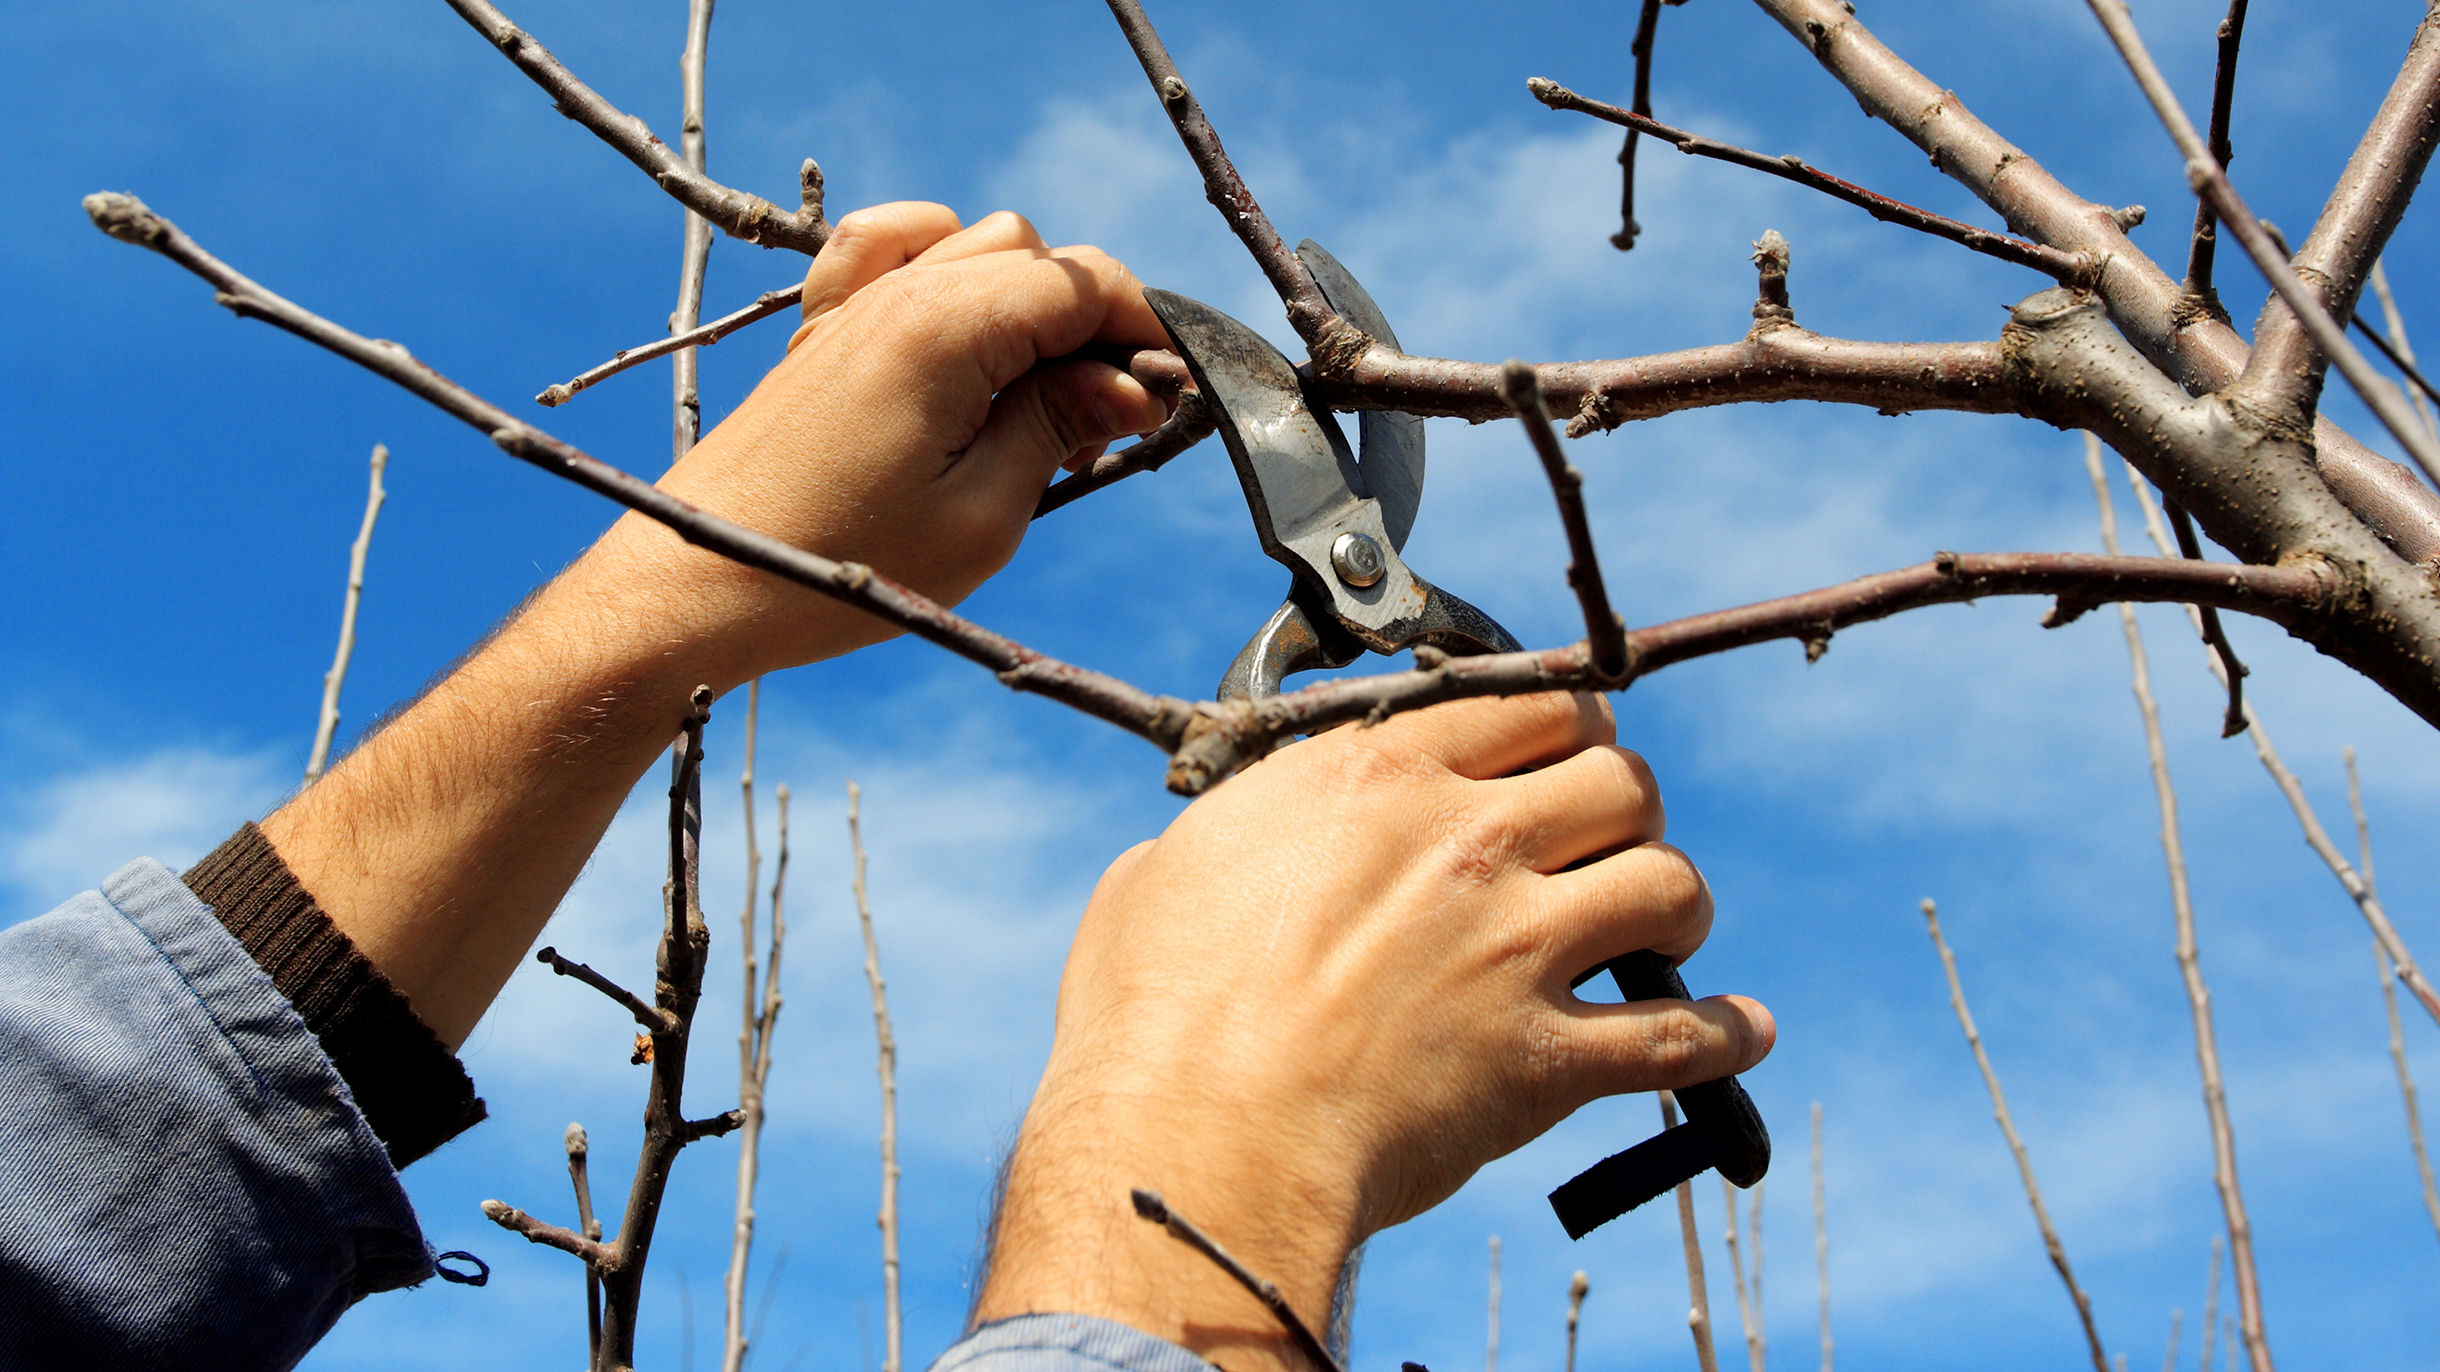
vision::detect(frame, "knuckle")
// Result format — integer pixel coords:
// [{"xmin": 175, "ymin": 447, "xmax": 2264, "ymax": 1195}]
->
[{"xmin": 1640, "ymin": 1006, "xmax": 1717, "ymax": 1081}]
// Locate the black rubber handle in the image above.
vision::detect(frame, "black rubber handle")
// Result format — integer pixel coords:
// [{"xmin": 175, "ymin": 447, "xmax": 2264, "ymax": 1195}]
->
[{"xmin": 1547, "ymin": 950, "xmax": 1770, "ymax": 1240}]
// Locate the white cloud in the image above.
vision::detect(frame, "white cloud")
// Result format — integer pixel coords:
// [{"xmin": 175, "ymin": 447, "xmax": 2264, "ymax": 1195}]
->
[{"xmin": 0, "ymin": 745, "xmax": 288, "ymax": 921}]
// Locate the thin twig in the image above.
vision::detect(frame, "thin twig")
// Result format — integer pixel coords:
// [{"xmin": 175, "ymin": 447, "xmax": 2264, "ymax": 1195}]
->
[
  {"xmin": 1528, "ymin": 79, "xmax": 2086, "ymax": 282},
  {"xmin": 2162, "ymin": 1309, "xmax": 2183, "ymax": 1372},
  {"xmin": 1565, "ymin": 1271, "xmax": 1589, "ymax": 1372},
  {"xmin": 2123, "ymin": 466, "xmax": 2440, "ymax": 1030},
  {"xmin": 1921, "ymin": 898, "xmax": 2108, "ymax": 1372},
  {"xmin": 1812, "ymin": 1102, "xmax": 1830, "ymax": 1372},
  {"xmin": 540, "ymin": 286, "xmax": 802, "ymax": 407},
  {"xmin": 2084, "ymin": 445, "xmax": 2273, "ymax": 1372},
  {"xmin": 1750, "ymin": 1181, "xmax": 1767, "ymax": 1372},
  {"xmin": 2351, "ymin": 309, "xmax": 2440, "ymax": 420},
  {"xmin": 1486, "ymin": 1235, "xmax": 1500, "ymax": 1372},
  {"xmin": 2368, "ymin": 258, "xmax": 2439, "ymax": 440},
  {"xmin": 1500, "ymin": 360, "xmax": 1629, "ymax": 675},
  {"xmin": 306, "ymin": 443, "xmax": 387, "ymax": 782},
  {"xmin": 1129, "ymin": 1189, "xmax": 1346, "ymax": 1372},
  {"xmin": 568, "ymin": 1123, "xmax": 604, "ymax": 1363},
  {"xmin": 671, "ymin": 0, "xmax": 716, "ymax": 465},
  {"xmin": 2180, "ymin": 0, "xmax": 2250, "ymax": 307},
  {"xmin": 2199, "ymin": 1236, "xmax": 2223, "ymax": 1372},
  {"xmin": 1662, "ymin": 1091, "xmax": 1721, "ymax": 1372},
  {"xmin": 2087, "ymin": 0, "xmax": 2440, "ymax": 492},
  {"xmin": 2348, "ymin": 748, "xmax": 2440, "ymax": 1246},
  {"xmin": 2153, "ymin": 492, "xmax": 2250, "ymax": 738},
  {"xmin": 482, "ymin": 1200, "xmax": 616, "ymax": 1266},
  {"xmin": 1720, "ymin": 1176, "xmax": 1763, "ymax": 1372},
  {"xmin": 725, "ymin": 678, "xmax": 774, "ymax": 1372},
  {"xmin": 1033, "ymin": 389, "xmax": 1215, "ymax": 519},
  {"xmin": 1612, "ymin": 0, "xmax": 1673, "ymax": 251},
  {"xmin": 439, "ymin": 0, "xmax": 827, "ymax": 256},
  {"xmin": 537, "ymin": 946, "xmax": 679, "ymax": 1033},
  {"xmin": 848, "ymin": 783, "xmax": 900, "ymax": 1372}
]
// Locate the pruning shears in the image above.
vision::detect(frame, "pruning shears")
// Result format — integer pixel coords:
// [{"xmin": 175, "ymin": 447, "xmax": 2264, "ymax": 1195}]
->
[{"xmin": 1145, "ymin": 246, "xmax": 1770, "ymax": 1238}]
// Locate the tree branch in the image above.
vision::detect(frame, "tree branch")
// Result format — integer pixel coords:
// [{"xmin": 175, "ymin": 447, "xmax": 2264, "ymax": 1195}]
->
[
  {"xmin": 305, "ymin": 442, "xmax": 386, "ymax": 782},
  {"xmin": 1034, "ymin": 389, "xmax": 1215, "ymax": 518},
  {"xmin": 537, "ymin": 945, "xmax": 678, "ymax": 1033},
  {"xmin": 2180, "ymin": 1, "xmax": 2251, "ymax": 307},
  {"xmin": 1660, "ymin": 1092, "xmax": 1721, "ymax": 1372},
  {"xmin": 483, "ymin": 1200, "xmax": 615, "ymax": 1267},
  {"xmin": 2367, "ymin": 258, "xmax": 2440, "ymax": 440},
  {"xmin": 1921, "ymin": 898, "xmax": 2108, "ymax": 1372},
  {"xmin": 848, "ymin": 783, "xmax": 901, "ymax": 1372},
  {"xmin": 2352, "ymin": 309, "xmax": 2440, "ymax": 419},
  {"xmin": 1611, "ymin": 0, "xmax": 1676, "ymax": 252},
  {"xmin": 566, "ymin": 1123, "xmax": 604, "ymax": 1363},
  {"xmin": 1747, "ymin": 0, "xmax": 2440, "ymax": 565},
  {"xmin": 540, "ymin": 285, "xmax": 803, "ymax": 407},
  {"xmin": 439, "ymin": 0, "xmax": 828, "ymax": 256},
  {"xmin": 1565, "ymin": 1271, "xmax": 1589, "ymax": 1372},
  {"xmin": 1529, "ymin": 78, "xmax": 2087, "ymax": 282},
  {"xmin": 1718, "ymin": 1176, "xmax": 1762, "ymax": 1372},
  {"xmin": 670, "ymin": 0, "xmax": 718, "ymax": 465},
  {"xmin": 1812, "ymin": 1102, "xmax": 1832, "ymax": 1372},
  {"xmin": 724, "ymin": 683, "xmax": 772, "ymax": 1372},
  {"xmin": 2347, "ymin": 748, "xmax": 2440, "ymax": 1248},
  {"xmin": 1500, "ymin": 361, "xmax": 1629, "ymax": 674},
  {"xmin": 1129, "ymin": 1188, "xmax": 1346, "ymax": 1372}
]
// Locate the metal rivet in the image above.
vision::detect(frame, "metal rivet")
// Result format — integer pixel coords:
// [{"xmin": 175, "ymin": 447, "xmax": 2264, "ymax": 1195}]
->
[{"xmin": 1331, "ymin": 531, "xmax": 1386, "ymax": 588}]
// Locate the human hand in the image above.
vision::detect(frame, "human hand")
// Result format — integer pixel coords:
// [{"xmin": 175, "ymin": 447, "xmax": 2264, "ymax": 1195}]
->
[
  {"xmin": 588, "ymin": 202, "xmax": 1174, "ymax": 684},
  {"xmin": 973, "ymin": 692, "xmax": 1774, "ymax": 1371}
]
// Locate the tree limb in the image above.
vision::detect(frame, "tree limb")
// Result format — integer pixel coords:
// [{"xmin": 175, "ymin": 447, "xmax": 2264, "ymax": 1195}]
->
[
  {"xmin": 483, "ymin": 1200, "xmax": 615, "ymax": 1268},
  {"xmin": 670, "ymin": 0, "xmax": 718, "ymax": 464},
  {"xmin": 1034, "ymin": 389, "xmax": 1215, "ymax": 518},
  {"xmin": 2348, "ymin": 748, "xmax": 2440, "ymax": 1248},
  {"xmin": 1500, "ymin": 361, "xmax": 1630, "ymax": 674},
  {"xmin": 537, "ymin": 946, "xmax": 678, "ymax": 1034},
  {"xmin": 539, "ymin": 285, "xmax": 803, "ymax": 407},
  {"xmin": 439, "ymin": 0, "xmax": 828, "ymax": 256},
  {"xmin": 2180, "ymin": 1, "xmax": 2251, "ymax": 308},
  {"xmin": 847, "ymin": 783, "xmax": 902, "ymax": 1372},
  {"xmin": 1661, "ymin": 1092, "xmax": 1721, "ymax": 1372},
  {"xmin": 306, "ymin": 443, "xmax": 386, "ymax": 782}
]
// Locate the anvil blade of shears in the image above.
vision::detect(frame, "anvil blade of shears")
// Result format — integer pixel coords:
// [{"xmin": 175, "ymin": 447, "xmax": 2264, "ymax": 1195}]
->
[
  {"xmin": 1141, "ymin": 284, "xmax": 1520, "ymax": 700},
  {"xmin": 1295, "ymin": 239, "xmax": 1423, "ymax": 552}
]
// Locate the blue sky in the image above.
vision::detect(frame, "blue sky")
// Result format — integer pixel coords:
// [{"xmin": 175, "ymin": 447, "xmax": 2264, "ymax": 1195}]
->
[{"xmin": 6, "ymin": 1, "xmax": 2440, "ymax": 1368}]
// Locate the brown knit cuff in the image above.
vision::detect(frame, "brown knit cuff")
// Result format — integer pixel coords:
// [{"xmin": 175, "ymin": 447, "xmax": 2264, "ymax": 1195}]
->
[{"xmin": 184, "ymin": 823, "xmax": 486, "ymax": 1167}]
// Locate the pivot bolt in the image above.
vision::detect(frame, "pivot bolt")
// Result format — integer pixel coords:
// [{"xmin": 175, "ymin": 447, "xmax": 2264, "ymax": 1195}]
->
[{"xmin": 1331, "ymin": 531, "xmax": 1386, "ymax": 588}]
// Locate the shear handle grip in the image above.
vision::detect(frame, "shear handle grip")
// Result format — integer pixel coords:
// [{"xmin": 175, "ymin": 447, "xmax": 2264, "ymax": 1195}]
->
[{"xmin": 1601, "ymin": 949, "xmax": 1770, "ymax": 1187}]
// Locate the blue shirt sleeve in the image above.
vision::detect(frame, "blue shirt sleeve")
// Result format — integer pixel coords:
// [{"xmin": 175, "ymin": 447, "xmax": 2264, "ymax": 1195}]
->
[
  {"xmin": 931, "ymin": 1315, "xmax": 1222, "ymax": 1372},
  {"xmin": 0, "ymin": 858, "xmax": 433, "ymax": 1372}
]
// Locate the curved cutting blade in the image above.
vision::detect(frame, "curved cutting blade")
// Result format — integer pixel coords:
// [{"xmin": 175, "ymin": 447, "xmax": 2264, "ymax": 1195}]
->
[{"xmin": 1297, "ymin": 239, "xmax": 1424, "ymax": 552}]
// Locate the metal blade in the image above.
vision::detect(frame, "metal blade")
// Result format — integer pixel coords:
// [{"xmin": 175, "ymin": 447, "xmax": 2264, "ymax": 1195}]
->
[{"xmin": 1298, "ymin": 239, "xmax": 1424, "ymax": 552}]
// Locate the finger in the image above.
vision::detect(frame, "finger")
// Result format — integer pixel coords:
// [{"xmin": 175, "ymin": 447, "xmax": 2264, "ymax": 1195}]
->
[
  {"xmin": 797, "ymin": 201, "xmax": 966, "ymax": 328},
  {"xmin": 1530, "ymin": 840, "xmax": 1713, "ymax": 971},
  {"xmin": 953, "ymin": 360, "xmax": 1171, "ymax": 512},
  {"xmin": 909, "ymin": 210, "xmax": 1051, "ymax": 265},
  {"xmin": 901, "ymin": 250, "xmax": 1176, "ymax": 394},
  {"xmin": 1555, "ymin": 994, "xmax": 1776, "ymax": 1100},
  {"xmin": 1484, "ymin": 744, "xmax": 1664, "ymax": 871},
  {"xmin": 1365, "ymin": 692, "xmax": 1616, "ymax": 781}
]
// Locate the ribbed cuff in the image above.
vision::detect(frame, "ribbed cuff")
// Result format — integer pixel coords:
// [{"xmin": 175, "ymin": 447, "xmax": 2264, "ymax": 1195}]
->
[{"xmin": 184, "ymin": 823, "xmax": 486, "ymax": 1167}]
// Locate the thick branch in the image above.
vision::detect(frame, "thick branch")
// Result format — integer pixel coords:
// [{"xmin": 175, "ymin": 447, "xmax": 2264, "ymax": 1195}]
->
[
  {"xmin": 537, "ymin": 945, "xmax": 677, "ymax": 1033},
  {"xmin": 540, "ymin": 285, "xmax": 802, "ymax": 407},
  {"xmin": 1529, "ymin": 79, "xmax": 2086, "ymax": 282},
  {"xmin": 1748, "ymin": 0, "xmax": 2440, "ymax": 564},
  {"xmin": 482, "ymin": 1200, "xmax": 615, "ymax": 1268},
  {"xmin": 440, "ymin": 0, "xmax": 826, "ymax": 255}
]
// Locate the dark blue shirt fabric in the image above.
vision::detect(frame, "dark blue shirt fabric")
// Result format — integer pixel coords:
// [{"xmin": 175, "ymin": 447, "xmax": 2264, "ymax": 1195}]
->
[{"xmin": 0, "ymin": 859, "xmax": 432, "ymax": 1371}]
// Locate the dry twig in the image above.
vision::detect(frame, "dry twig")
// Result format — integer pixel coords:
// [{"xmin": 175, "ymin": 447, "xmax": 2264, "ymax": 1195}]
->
[
  {"xmin": 2367, "ymin": 258, "xmax": 2440, "ymax": 440},
  {"xmin": 1610, "ymin": 0, "xmax": 1682, "ymax": 251},
  {"xmin": 540, "ymin": 285, "xmax": 802, "ymax": 408},
  {"xmin": 568, "ymin": 1123, "xmax": 604, "ymax": 1362},
  {"xmin": 2347, "ymin": 749, "xmax": 2440, "ymax": 1245},
  {"xmin": 2162, "ymin": 1309, "xmax": 2183, "ymax": 1372},
  {"xmin": 1501, "ymin": 361, "xmax": 1628, "ymax": 674},
  {"xmin": 1720, "ymin": 1175, "xmax": 1764, "ymax": 1372},
  {"xmin": 671, "ymin": 0, "xmax": 717, "ymax": 464},
  {"xmin": 305, "ymin": 442, "xmax": 387, "ymax": 783},
  {"xmin": 1486, "ymin": 1235, "xmax": 1500, "ymax": 1372},
  {"xmin": 2199, "ymin": 1236, "xmax": 2223, "ymax": 1372},
  {"xmin": 725, "ymin": 689, "xmax": 787, "ymax": 1372},
  {"xmin": 1565, "ymin": 1271, "xmax": 1588, "ymax": 1372},
  {"xmin": 2178, "ymin": 0, "xmax": 2250, "ymax": 309},
  {"xmin": 1921, "ymin": 898, "xmax": 2107, "ymax": 1372},
  {"xmin": 2084, "ymin": 445, "xmax": 2273, "ymax": 1372},
  {"xmin": 1812, "ymin": 1102, "xmax": 1830, "ymax": 1372},
  {"xmin": 1129, "ymin": 1189, "xmax": 1346, "ymax": 1372},
  {"xmin": 848, "ymin": 783, "xmax": 900, "ymax": 1372},
  {"xmin": 1662, "ymin": 1090, "xmax": 1721, "ymax": 1372}
]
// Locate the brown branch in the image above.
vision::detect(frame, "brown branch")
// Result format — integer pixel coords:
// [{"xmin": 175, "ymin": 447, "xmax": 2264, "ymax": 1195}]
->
[
  {"xmin": 483, "ymin": 1200, "xmax": 615, "ymax": 1267},
  {"xmin": 1129, "ymin": 1188, "xmax": 1346, "ymax": 1372},
  {"xmin": 845, "ymin": 782, "xmax": 903, "ymax": 1372},
  {"xmin": 682, "ymin": 1111, "xmax": 746, "ymax": 1142},
  {"xmin": 1500, "ymin": 361, "xmax": 1629, "ymax": 675},
  {"xmin": 2347, "ymin": 748, "xmax": 2440, "ymax": 1247},
  {"xmin": 1921, "ymin": 898, "xmax": 2108, "ymax": 1372},
  {"xmin": 2156, "ymin": 492, "xmax": 2250, "ymax": 739},
  {"xmin": 725, "ymin": 683, "xmax": 775, "ymax": 1372},
  {"xmin": 1100, "ymin": 1, "xmax": 1352, "ymax": 360},
  {"xmin": 438, "ymin": 0, "xmax": 828, "ymax": 256},
  {"xmin": 2180, "ymin": 0, "xmax": 2251, "ymax": 306},
  {"xmin": 566, "ymin": 1123, "xmax": 604, "ymax": 1363},
  {"xmin": 82, "ymin": 193, "xmax": 1200, "ymax": 757},
  {"xmin": 2088, "ymin": 0, "xmax": 2440, "ymax": 495},
  {"xmin": 306, "ymin": 442, "xmax": 387, "ymax": 782},
  {"xmin": 1747, "ymin": 0, "xmax": 2440, "ymax": 565},
  {"xmin": 1034, "ymin": 388, "xmax": 1216, "ymax": 518},
  {"xmin": 1565, "ymin": 1271, "xmax": 1589, "ymax": 1372},
  {"xmin": 2352, "ymin": 310, "xmax": 2440, "ymax": 418},
  {"xmin": 1661, "ymin": 1092, "xmax": 1721, "ymax": 1372},
  {"xmin": 1612, "ymin": 0, "xmax": 1677, "ymax": 251},
  {"xmin": 2082, "ymin": 445, "xmax": 2274, "ymax": 1372},
  {"xmin": 2368, "ymin": 259, "xmax": 2440, "ymax": 440},
  {"xmin": 2122, "ymin": 470, "xmax": 2440, "ymax": 1033},
  {"xmin": 540, "ymin": 285, "xmax": 802, "ymax": 408},
  {"xmin": 1812, "ymin": 1102, "xmax": 1831, "ymax": 1372},
  {"xmin": 537, "ymin": 946, "xmax": 678, "ymax": 1034},
  {"xmin": 1528, "ymin": 78, "xmax": 2087, "ymax": 282}
]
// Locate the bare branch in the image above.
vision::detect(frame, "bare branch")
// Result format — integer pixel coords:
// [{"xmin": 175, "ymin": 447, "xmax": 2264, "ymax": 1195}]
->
[
  {"xmin": 2086, "ymin": 0, "xmax": 2440, "ymax": 494},
  {"xmin": 1500, "ymin": 361, "xmax": 1629, "ymax": 675},
  {"xmin": 2122, "ymin": 469, "xmax": 2440, "ymax": 1032},
  {"xmin": 1611, "ymin": 0, "xmax": 1675, "ymax": 251},
  {"xmin": 1100, "ymin": 0, "xmax": 1352, "ymax": 359},
  {"xmin": 848, "ymin": 782, "xmax": 901, "ymax": 1372},
  {"xmin": 2162, "ymin": 1309, "xmax": 2184, "ymax": 1372},
  {"xmin": 1812, "ymin": 1102, "xmax": 1831, "ymax": 1372},
  {"xmin": 2348, "ymin": 748, "xmax": 2440, "ymax": 1247},
  {"xmin": 566, "ymin": 1123, "xmax": 604, "ymax": 1363},
  {"xmin": 1129, "ymin": 1188, "xmax": 1346, "ymax": 1372},
  {"xmin": 1034, "ymin": 389, "xmax": 1215, "ymax": 518},
  {"xmin": 1718, "ymin": 1176, "xmax": 1762, "ymax": 1372},
  {"xmin": 306, "ymin": 442, "xmax": 386, "ymax": 782},
  {"xmin": 2352, "ymin": 310, "xmax": 2440, "ymax": 419},
  {"xmin": 1921, "ymin": 898, "xmax": 2108, "ymax": 1372},
  {"xmin": 1661, "ymin": 1092, "xmax": 1721, "ymax": 1372},
  {"xmin": 2082, "ymin": 444, "xmax": 2274, "ymax": 1372},
  {"xmin": 1749, "ymin": 1182, "xmax": 1765, "ymax": 1365},
  {"xmin": 438, "ymin": 0, "xmax": 828, "ymax": 255},
  {"xmin": 1529, "ymin": 78, "xmax": 2087, "ymax": 282},
  {"xmin": 2199, "ymin": 1236, "xmax": 2223, "ymax": 1372},
  {"xmin": 682, "ymin": 1111, "xmax": 746, "ymax": 1143},
  {"xmin": 671, "ymin": 0, "xmax": 717, "ymax": 464},
  {"xmin": 2368, "ymin": 258, "xmax": 2440, "ymax": 440},
  {"xmin": 537, "ymin": 945, "xmax": 678, "ymax": 1033},
  {"xmin": 1565, "ymin": 1271, "xmax": 1589, "ymax": 1372},
  {"xmin": 540, "ymin": 285, "xmax": 802, "ymax": 408},
  {"xmin": 1748, "ymin": 0, "xmax": 2440, "ymax": 564},
  {"xmin": 725, "ymin": 680, "xmax": 770, "ymax": 1372},
  {"xmin": 482, "ymin": 1200, "xmax": 614, "ymax": 1267},
  {"xmin": 2157, "ymin": 490, "xmax": 2250, "ymax": 739},
  {"xmin": 2179, "ymin": 1, "xmax": 2251, "ymax": 307},
  {"xmin": 1486, "ymin": 1235, "xmax": 1499, "ymax": 1372}
]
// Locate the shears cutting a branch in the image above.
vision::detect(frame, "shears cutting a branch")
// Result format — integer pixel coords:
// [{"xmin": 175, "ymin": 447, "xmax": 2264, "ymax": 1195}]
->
[{"xmin": 1144, "ymin": 246, "xmax": 1769, "ymax": 1237}]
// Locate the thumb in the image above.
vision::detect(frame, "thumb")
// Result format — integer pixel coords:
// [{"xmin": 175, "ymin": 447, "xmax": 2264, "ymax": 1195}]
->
[
  {"xmin": 954, "ymin": 360, "xmax": 1170, "ymax": 511},
  {"xmin": 1563, "ymin": 993, "xmax": 1775, "ymax": 1106}
]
